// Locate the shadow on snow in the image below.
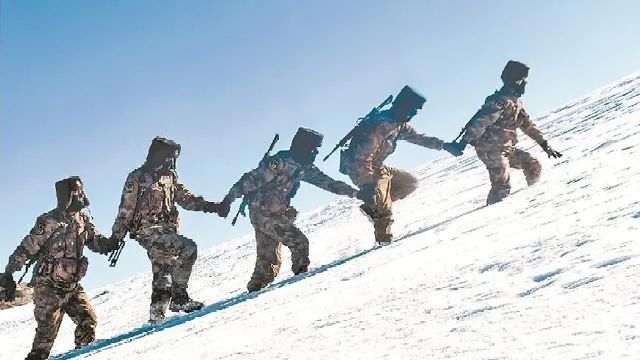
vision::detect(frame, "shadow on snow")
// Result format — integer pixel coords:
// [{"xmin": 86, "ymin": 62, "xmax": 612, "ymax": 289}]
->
[{"xmin": 52, "ymin": 205, "xmax": 485, "ymax": 359}]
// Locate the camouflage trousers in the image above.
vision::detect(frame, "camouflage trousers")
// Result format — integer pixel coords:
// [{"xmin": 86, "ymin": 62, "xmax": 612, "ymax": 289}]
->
[
  {"xmin": 137, "ymin": 226, "xmax": 198, "ymax": 308},
  {"xmin": 26, "ymin": 280, "xmax": 96, "ymax": 360},
  {"xmin": 476, "ymin": 147, "xmax": 542, "ymax": 205},
  {"xmin": 351, "ymin": 166, "xmax": 419, "ymax": 243},
  {"xmin": 247, "ymin": 208, "xmax": 309, "ymax": 292}
]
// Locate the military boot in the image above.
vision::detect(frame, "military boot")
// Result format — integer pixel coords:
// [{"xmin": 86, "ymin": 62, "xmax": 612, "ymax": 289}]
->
[
  {"xmin": 169, "ymin": 288, "xmax": 203, "ymax": 313},
  {"xmin": 25, "ymin": 350, "xmax": 49, "ymax": 360},
  {"xmin": 149, "ymin": 288, "xmax": 171, "ymax": 324}
]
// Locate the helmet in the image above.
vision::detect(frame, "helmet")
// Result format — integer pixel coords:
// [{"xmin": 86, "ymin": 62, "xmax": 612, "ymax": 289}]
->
[
  {"xmin": 393, "ymin": 85, "xmax": 426, "ymax": 110},
  {"xmin": 501, "ymin": 60, "xmax": 529, "ymax": 84},
  {"xmin": 146, "ymin": 137, "xmax": 181, "ymax": 168},
  {"xmin": 290, "ymin": 127, "xmax": 323, "ymax": 165},
  {"xmin": 291, "ymin": 127, "xmax": 323, "ymax": 149}
]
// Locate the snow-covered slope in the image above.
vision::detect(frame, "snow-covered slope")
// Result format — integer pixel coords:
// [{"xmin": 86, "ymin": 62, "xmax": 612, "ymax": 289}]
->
[{"xmin": 1, "ymin": 73, "xmax": 639, "ymax": 360}]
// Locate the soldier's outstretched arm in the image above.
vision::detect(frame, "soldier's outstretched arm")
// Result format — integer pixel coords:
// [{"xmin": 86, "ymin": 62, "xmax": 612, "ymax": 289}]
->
[
  {"xmin": 302, "ymin": 165, "xmax": 358, "ymax": 197},
  {"xmin": 225, "ymin": 156, "xmax": 280, "ymax": 201},
  {"xmin": 4, "ymin": 216, "xmax": 56, "ymax": 274},
  {"xmin": 460, "ymin": 98, "xmax": 506, "ymax": 144},
  {"xmin": 399, "ymin": 124, "xmax": 444, "ymax": 150},
  {"xmin": 174, "ymin": 173, "xmax": 216, "ymax": 212},
  {"xmin": 111, "ymin": 172, "xmax": 139, "ymax": 241},
  {"xmin": 83, "ymin": 215, "xmax": 120, "ymax": 255},
  {"xmin": 518, "ymin": 108, "xmax": 546, "ymax": 145}
]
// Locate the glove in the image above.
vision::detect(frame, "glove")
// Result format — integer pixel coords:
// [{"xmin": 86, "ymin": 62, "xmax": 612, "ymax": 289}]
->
[
  {"xmin": 202, "ymin": 201, "xmax": 221, "ymax": 214},
  {"xmin": 105, "ymin": 236, "xmax": 122, "ymax": 253},
  {"xmin": 540, "ymin": 141, "xmax": 562, "ymax": 159},
  {"xmin": 442, "ymin": 140, "xmax": 466, "ymax": 157},
  {"xmin": 1, "ymin": 272, "xmax": 17, "ymax": 302},
  {"xmin": 218, "ymin": 196, "xmax": 233, "ymax": 218},
  {"xmin": 356, "ymin": 185, "xmax": 376, "ymax": 202}
]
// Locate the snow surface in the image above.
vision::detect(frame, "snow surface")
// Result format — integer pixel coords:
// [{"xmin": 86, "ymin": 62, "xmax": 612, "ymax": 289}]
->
[{"xmin": 1, "ymin": 73, "xmax": 639, "ymax": 360}]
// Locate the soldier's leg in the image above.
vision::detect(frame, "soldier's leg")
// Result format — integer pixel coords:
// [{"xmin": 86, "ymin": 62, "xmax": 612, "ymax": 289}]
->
[
  {"xmin": 247, "ymin": 229, "xmax": 282, "ymax": 292},
  {"xmin": 389, "ymin": 168, "xmax": 419, "ymax": 201},
  {"xmin": 149, "ymin": 261, "xmax": 172, "ymax": 322},
  {"xmin": 27, "ymin": 282, "xmax": 65, "ymax": 360},
  {"xmin": 62, "ymin": 285, "xmax": 97, "ymax": 349},
  {"xmin": 476, "ymin": 150, "xmax": 511, "ymax": 205},
  {"xmin": 274, "ymin": 221, "xmax": 310, "ymax": 275},
  {"xmin": 371, "ymin": 169, "xmax": 394, "ymax": 243},
  {"xmin": 509, "ymin": 148, "xmax": 542, "ymax": 185}
]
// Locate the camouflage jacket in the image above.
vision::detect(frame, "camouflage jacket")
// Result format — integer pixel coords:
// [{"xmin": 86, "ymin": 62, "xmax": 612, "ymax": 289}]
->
[
  {"xmin": 5, "ymin": 209, "xmax": 113, "ymax": 284},
  {"xmin": 461, "ymin": 87, "xmax": 546, "ymax": 152},
  {"xmin": 341, "ymin": 110, "xmax": 444, "ymax": 185},
  {"xmin": 111, "ymin": 167, "xmax": 210, "ymax": 241},
  {"xmin": 226, "ymin": 150, "xmax": 358, "ymax": 215}
]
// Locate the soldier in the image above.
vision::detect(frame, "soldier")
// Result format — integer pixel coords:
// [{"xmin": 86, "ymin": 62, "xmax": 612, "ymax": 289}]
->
[
  {"xmin": 110, "ymin": 137, "xmax": 224, "ymax": 323},
  {"xmin": 0, "ymin": 177, "xmax": 120, "ymax": 360},
  {"xmin": 218, "ymin": 128, "xmax": 359, "ymax": 292},
  {"xmin": 339, "ymin": 86, "xmax": 458, "ymax": 245},
  {"xmin": 446, "ymin": 60, "xmax": 562, "ymax": 205}
]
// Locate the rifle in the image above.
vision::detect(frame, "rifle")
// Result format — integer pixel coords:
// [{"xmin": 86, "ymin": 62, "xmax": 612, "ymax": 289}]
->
[
  {"xmin": 231, "ymin": 133, "xmax": 280, "ymax": 226},
  {"xmin": 323, "ymin": 95, "xmax": 393, "ymax": 161},
  {"xmin": 108, "ymin": 239, "xmax": 126, "ymax": 267},
  {"xmin": 17, "ymin": 257, "xmax": 37, "ymax": 283}
]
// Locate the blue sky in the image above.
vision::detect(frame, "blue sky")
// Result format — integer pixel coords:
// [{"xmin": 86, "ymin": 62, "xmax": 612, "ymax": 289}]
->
[{"xmin": 2, "ymin": 0, "xmax": 639, "ymax": 289}]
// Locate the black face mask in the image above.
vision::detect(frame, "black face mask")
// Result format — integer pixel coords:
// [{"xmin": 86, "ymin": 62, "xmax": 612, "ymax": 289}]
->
[
  {"xmin": 66, "ymin": 193, "xmax": 90, "ymax": 213},
  {"xmin": 152, "ymin": 157, "xmax": 176, "ymax": 175},
  {"xmin": 513, "ymin": 79, "xmax": 527, "ymax": 97}
]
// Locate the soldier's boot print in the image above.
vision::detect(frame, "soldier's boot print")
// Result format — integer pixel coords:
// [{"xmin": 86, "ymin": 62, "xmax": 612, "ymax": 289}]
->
[
  {"xmin": 247, "ymin": 231, "xmax": 282, "ymax": 292},
  {"xmin": 169, "ymin": 286, "xmax": 203, "ymax": 313}
]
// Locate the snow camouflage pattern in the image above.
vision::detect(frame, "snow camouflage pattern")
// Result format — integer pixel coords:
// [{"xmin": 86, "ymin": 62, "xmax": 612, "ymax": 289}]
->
[
  {"xmin": 226, "ymin": 150, "xmax": 357, "ymax": 291},
  {"xmin": 341, "ymin": 110, "xmax": 442, "ymax": 242},
  {"xmin": 111, "ymin": 167, "xmax": 212, "ymax": 314},
  {"xmin": 461, "ymin": 88, "xmax": 546, "ymax": 204},
  {"xmin": 4, "ymin": 210, "xmax": 116, "ymax": 360}
]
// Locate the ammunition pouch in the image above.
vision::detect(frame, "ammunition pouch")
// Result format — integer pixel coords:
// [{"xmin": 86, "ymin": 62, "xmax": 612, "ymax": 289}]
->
[{"xmin": 39, "ymin": 256, "xmax": 88, "ymax": 283}]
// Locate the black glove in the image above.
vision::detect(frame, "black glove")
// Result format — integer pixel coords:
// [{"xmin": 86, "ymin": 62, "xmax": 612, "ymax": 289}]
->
[
  {"xmin": 202, "ymin": 201, "xmax": 221, "ymax": 214},
  {"xmin": 1, "ymin": 272, "xmax": 17, "ymax": 302},
  {"xmin": 443, "ymin": 140, "xmax": 467, "ymax": 157},
  {"xmin": 356, "ymin": 185, "xmax": 376, "ymax": 202},
  {"xmin": 540, "ymin": 141, "xmax": 562, "ymax": 159},
  {"xmin": 218, "ymin": 196, "xmax": 233, "ymax": 218},
  {"xmin": 105, "ymin": 236, "xmax": 122, "ymax": 253}
]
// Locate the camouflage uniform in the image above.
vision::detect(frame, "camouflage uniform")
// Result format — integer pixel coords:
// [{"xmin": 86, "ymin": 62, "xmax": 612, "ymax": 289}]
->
[
  {"xmin": 111, "ymin": 167, "xmax": 213, "ymax": 317},
  {"xmin": 341, "ymin": 109, "xmax": 444, "ymax": 242},
  {"xmin": 5, "ymin": 209, "xmax": 115, "ymax": 360},
  {"xmin": 226, "ymin": 150, "xmax": 357, "ymax": 291},
  {"xmin": 461, "ymin": 87, "xmax": 546, "ymax": 204}
]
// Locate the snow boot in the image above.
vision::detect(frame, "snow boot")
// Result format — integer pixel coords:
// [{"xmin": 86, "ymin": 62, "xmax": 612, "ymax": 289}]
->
[
  {"xmin": 149, "ymin": 288, "xmax": 171, "ymax": 324},
  {"xmin": 169, "ymin": 289, "xmax": 203, "ymax": 313}
]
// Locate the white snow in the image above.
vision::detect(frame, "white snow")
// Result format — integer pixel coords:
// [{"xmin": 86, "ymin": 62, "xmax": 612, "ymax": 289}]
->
[{"xmin": 1, "ymin": 73, "xmax": 639, "ymax": 360}]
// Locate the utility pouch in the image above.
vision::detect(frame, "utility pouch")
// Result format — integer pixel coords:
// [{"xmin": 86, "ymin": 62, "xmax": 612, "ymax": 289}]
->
[{"xmin": 51, "ymin": 256, "xmax": 88, "ymax": 283}]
